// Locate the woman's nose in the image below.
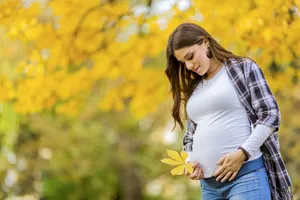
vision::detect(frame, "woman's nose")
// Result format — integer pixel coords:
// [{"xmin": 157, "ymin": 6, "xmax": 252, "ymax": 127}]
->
[{"xmin": 185, "ymin": 61, "xmax": 194, "ymax": 70}]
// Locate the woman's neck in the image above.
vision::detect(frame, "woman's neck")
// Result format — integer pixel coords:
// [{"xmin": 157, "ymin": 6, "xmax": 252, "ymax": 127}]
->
[{"xmin": 205, "ymin": 60, "xmax": 222, "ymax": 80}]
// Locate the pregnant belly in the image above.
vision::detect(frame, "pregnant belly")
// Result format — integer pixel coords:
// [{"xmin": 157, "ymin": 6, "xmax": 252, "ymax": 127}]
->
[{"xmin": 191, "ymin": 131, "xmax": 237, "ymax": 178}]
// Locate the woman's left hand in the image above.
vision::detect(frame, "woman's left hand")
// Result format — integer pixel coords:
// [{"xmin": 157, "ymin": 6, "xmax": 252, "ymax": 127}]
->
[{"xmin": 213, "ymin": 149, "xmax": 246, "ymax": 182}]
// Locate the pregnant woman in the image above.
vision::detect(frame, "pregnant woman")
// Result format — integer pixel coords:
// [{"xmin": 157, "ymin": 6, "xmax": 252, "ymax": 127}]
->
[{"xmin": 165, "ymin": 23, "xmax": 293, "ymax": 200}]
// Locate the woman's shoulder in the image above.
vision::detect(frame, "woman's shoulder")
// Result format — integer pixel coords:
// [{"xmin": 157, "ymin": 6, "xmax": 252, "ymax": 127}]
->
[
  {"xmin": 228, "ymin": 57, "xmax": 255, "ymax": 66},
  {"xmin": 228, "ymin": 57, "xmax": 268, "ymax": 84},
  {"xmin": 227, "ymin": 57, "xmax": 259, "ymax": 72}
]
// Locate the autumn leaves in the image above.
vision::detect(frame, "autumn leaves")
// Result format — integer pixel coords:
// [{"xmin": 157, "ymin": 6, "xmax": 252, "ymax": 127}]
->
[{"xmin": 160, "ymin": 149, "xmax": 194, "ymax": 176}]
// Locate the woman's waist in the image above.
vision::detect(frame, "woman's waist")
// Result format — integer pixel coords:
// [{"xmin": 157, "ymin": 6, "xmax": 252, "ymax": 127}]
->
[
  {"xmin": 191, "ymin": 150, "xmax": 263, "ymax": 178},
  {"xmin": 202, "ymin": 155, "xmax": 265, "ymax": 182},
  {"xmin": 192, "ymin": 133, "xmax": 255, "ymax": 165}
]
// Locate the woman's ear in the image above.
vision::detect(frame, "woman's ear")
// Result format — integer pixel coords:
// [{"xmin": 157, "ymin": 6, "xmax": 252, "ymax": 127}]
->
[{"xmin": 203, "ymin": 38, "xmax": 209, "ymax": 47}]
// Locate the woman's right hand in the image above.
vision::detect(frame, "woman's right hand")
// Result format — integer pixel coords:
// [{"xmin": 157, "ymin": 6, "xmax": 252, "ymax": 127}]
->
[{"xmin": 185, "ymin": 161, "xmax": 204, "ymax": 180}]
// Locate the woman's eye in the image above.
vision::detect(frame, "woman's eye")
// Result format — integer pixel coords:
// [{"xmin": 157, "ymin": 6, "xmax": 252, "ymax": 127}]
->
[{"xmin": 187, "ymin": 54, "xmax": 193, "ymax": 60}]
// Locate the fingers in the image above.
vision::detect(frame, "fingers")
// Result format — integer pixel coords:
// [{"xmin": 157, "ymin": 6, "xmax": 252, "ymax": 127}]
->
[
  {"xmin": 185, "ymin": 169, "xmax": 189, "ymax": 176},
  {"xmin": 195, "ymin": 168, "xmax": 204, "ymax": 180},
  {"xmin": 229, "ymin": 171, "xmax": 238, "ymax": 182},
  {"xmin": 192, "ymin": 162, "xmax": 200, "ymax": 169},
  {"xmin": 217, "ymin": 170, "xmax": 239, "ymax": 182},
  {"xmin": 185, "ymin": 162, "xmax": 200, "ymax": 176},
  {"xmin": 214, "ymin": 166, "xmax": 225, "ymax": 177},
  {"xmin": 185, "ymin": 162, "xmax": 204, "ymax": 180},
  {"xmin": 189, "ymin": 166, "xmax": 204, "ymax": 180},
  {"xmin": 189, "ymin": 167, "xmax": 199, "ymax": 179},
  {"xmin": 221, "ymin": 171, "xmax": 233, "ymax": 182},
  {"xmin": 185, "ymin": 168, "xmax": 191, "ymax": 176},
  {"xmin": 216, "ymin": 169, "xmax": 228, "ymax": 181}
]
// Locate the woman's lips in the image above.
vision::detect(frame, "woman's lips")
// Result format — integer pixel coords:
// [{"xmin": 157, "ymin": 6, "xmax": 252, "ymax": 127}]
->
[{"xmin": 194, "ymin": 65, "xmax": 200, "ymax": 72}]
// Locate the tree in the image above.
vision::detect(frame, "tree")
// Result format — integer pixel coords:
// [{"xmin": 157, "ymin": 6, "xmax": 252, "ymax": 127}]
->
[{"xmin": 0, "ymin": 0, "xmax": 300, "ymax": 198}]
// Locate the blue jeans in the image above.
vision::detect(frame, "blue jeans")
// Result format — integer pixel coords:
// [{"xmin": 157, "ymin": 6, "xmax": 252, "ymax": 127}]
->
[{"xmin": 200, "ymin": 167, "xmax": 271, "ymax": 200}]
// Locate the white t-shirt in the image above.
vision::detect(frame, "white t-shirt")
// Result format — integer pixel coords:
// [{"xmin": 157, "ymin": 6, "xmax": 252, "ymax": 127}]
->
[{"xmin": 186, "ymin": 65, "xmax": 263, "ymax": 178}]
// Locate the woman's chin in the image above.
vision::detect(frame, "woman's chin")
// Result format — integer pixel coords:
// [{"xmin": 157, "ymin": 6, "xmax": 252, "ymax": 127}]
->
[
  {"xmin": 196, "ymin": 70, "xmax": 205, "ymax": 76},
  {"xmin": 197, "ymin": 68, "xmax": 209, "ymax": 76}
]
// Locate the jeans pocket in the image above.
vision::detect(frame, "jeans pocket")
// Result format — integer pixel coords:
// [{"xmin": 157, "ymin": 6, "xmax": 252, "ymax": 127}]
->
[
  {"xmin": 229, "ymin": 171, "xmax": 260, "ymax": 198},
  {"xmin": 234, "ymin": 171, "xmax": 258, "ymax": 183},
  {"xmin": 232, "ymin": 171, "xmax": 259, "ymax": 189}
]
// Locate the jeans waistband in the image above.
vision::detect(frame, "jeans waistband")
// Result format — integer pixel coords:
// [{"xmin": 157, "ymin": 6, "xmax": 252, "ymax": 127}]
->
[
  {"xmin": 203, "ymin": 155, "xmax": 265, "ymax": 182},
  {"xmin": 236, "ymin": 155, "xmax": 264, "ymax": 179}
]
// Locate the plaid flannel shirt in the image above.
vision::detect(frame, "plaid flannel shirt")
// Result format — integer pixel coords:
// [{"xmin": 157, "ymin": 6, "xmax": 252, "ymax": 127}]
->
[{"xmin": 183, "ymin": 58, "xmax": 293, "ymax": 200}]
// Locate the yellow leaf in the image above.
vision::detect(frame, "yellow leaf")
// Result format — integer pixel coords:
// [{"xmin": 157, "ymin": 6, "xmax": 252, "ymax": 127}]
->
[
  {"xmin": 162, "ymin": 149, "xmax": 194, "ymax": 176},
  {"xmin": 180, "ymin": 151, "xmax": 188, "ymax": 162},
  {"xmin": 161, "ymin": 158, "xmax": 182, "ymax": 165},
  {"xmin": 167, "ymin": 149, "xmax": 184, "ymax": 163},
  {"xmin": 185, "ymin": 163, "xmax": 193, "ymax": 174},
  {"xmin": 170, "ymin": 165, "xmax": 185, "ymax": 176}
]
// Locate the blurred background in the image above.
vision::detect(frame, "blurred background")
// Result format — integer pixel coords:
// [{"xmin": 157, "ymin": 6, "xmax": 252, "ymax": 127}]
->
[{"xmin": 0, "ymin": 0, "xmax": 299, "ymax": 199}]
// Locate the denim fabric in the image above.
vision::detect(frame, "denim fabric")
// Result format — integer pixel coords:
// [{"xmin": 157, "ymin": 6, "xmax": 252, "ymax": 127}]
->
[
  {"xmin": 200, "ymin": 167, "xmax": 271, "ymax": 200},
  {"xmin": 232, "ymin": 155, "xmax": 264, "ymax": 179}
]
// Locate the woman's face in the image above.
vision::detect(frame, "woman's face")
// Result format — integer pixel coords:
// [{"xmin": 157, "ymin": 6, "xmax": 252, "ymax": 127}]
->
[{"xmin": 173, "ymin": 41, "xmax": 211, "ymax": 76}]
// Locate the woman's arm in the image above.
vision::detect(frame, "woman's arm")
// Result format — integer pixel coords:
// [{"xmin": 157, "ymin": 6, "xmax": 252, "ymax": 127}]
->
[
  {"xmin": 242, "ymin": 60, "xmax": 281, "ymax": 159},
  {"xmin": 247, "ymin": 60, "xmax": 281, "ymax": 132},
  {"xmin": 241, "ymin": 124, "xmax": 275, "ymax": 159}
]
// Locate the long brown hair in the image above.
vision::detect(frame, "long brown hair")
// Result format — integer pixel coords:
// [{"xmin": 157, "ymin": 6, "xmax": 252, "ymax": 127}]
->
[{"xmin": 165, "ymin": 23, "xmax": 248, "ymax": 131}]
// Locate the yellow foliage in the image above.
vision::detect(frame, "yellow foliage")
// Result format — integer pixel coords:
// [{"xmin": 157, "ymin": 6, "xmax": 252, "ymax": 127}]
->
[
  {"xmin": 0, "ymin": 76, "xmax": 15, "ymax": 102},
  {"xmin": 161, "ymin": 149, "xmax": 193, "ymax": 176},
  {"xmin": 55, "ymin": 99, "xmax": 81, "ymax": 117},
  {"xmin": 0, "ymin": 0, "xmax": 299, "ymax": 194},
  {"xmin": 0, "ymin": 0, "xmax": 299, "ymax": 119}
]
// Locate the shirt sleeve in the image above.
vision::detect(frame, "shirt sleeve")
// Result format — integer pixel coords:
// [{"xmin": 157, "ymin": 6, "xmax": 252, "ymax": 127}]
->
[
  {"xmin": 241, "ymin": 124, "xmax": 275, "ymax": 158},
  {"xmin": 247, "ymin": 60, "xmax": 281, "ymax": 133}
]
